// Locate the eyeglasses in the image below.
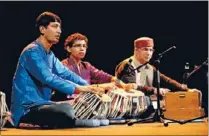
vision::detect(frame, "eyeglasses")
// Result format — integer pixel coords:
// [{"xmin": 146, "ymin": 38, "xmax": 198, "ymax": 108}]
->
[
  {"xmin": 72, "ymin": 44, "xmax": 88, "ymax": 49},
  {"xmin": 139, "ymin": 47, "xmax": 155, "ymax": 52}
]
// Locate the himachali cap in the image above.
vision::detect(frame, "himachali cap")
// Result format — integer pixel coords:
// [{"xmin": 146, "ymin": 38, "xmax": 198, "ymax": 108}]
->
[{"xmin": 134, "ymin": 37, "xmax": 154, "ymax": 48}]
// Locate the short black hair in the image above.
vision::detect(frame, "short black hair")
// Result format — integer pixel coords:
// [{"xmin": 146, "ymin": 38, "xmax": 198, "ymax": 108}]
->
[{"xmin": 35, "ymin": 11, "xmax": 61, "ymax": 31}]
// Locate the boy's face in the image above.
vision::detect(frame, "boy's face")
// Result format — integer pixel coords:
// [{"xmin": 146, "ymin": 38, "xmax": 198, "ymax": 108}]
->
[{"xmin": 67, "ymin": 39, "xmax": 88, "ymax": 60}]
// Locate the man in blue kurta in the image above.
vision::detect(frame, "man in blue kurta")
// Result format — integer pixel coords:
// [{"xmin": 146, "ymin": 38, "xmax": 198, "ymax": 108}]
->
[{"xmin": 10, "ymin": 11, "xmax": 100, "ymax": 128}]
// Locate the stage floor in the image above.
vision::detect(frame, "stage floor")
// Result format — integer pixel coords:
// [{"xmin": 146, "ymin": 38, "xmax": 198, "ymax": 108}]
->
[{"xmin": 1, "ymin": 121, "xmax": 208, "ymax": 135}]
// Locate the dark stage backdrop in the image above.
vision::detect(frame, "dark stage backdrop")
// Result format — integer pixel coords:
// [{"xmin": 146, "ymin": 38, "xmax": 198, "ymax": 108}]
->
[{"xmin": 0, "ymin": 1, "xmax": 208, "ymax": 110}]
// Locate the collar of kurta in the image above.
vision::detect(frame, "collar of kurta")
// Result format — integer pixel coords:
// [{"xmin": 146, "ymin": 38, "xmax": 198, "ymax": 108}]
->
[
  {"xmin": 130, "ymin": 56, "xmax": 149, "ymax": 70},
  {"xmin": 67, "ymin": 57, "xmax": 87, "ymax": 69},
  {"xmin": 35, "ymin": 39, "xmax": 52, "ymax": 55}
]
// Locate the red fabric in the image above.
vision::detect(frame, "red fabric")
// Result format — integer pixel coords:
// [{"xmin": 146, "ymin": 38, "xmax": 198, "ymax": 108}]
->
[{"xmin": 74, "ymin": 89, "xmax": 80, "ymax": 94}]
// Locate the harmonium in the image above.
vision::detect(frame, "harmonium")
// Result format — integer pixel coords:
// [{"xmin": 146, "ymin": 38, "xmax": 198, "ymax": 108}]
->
[{"xmin": 163, "ymin": 91, "xmax": 205, "ymax": 120}]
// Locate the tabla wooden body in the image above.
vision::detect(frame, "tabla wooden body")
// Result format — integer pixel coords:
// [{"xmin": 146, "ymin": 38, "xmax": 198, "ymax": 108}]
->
[
  {"xmin": 106, "ymin": 89, "xmax": 149, "ymax": 118},
  {"xmin": 71, "ymin": 92, "xmax": 111, "ymax": 119}
]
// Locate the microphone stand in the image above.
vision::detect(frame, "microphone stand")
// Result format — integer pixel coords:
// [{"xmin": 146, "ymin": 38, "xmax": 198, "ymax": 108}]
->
[
  {"xmin": 128, "ymin": 46, "xmax": 176, "ymax": 126},
  {"xmin": 154, "ymin": 54, "xmax": 163, "ymax": 123},
  {"xmin": 187, "ymin": 58, "xmax": 208, "ymax": 79},
  {"xmin": 155, "ymin": 46, "xmax": 177, "ymax": 123}
]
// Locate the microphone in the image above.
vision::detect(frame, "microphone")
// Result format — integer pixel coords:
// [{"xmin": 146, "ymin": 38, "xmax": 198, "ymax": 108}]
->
[
  {"xmin": 117, "ymin": 58, "xmax": 133, "ymax": 80},
  {"xmin": 183, "ymin": 62, "xmax": 190, "ymax": 85},
  {"xmin": 158, "ymin": 46, "xmax": 176, "ymax": 56},
  {"xmin": 124, "ymin": 58, "xmax": 133, "ymax": 74},
  {"xmin": 155, "ymin": 46, "xmax": 176, "ymax": 64}
]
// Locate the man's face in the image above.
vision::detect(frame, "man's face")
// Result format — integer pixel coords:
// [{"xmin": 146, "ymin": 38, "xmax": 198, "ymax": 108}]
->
[
  {"xmin": 67, "ymin": 40, "xmax": 88, "ymax": 60},
  {"xmin": 41, "ymin": 22, "xmax": 62, "ymax": 44},
  {"xmin": 135, "ymin": 46, "xmax": 154, "ymax": 64}
]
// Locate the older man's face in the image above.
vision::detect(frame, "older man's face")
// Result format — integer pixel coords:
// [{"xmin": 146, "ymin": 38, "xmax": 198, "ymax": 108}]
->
[{"xmin": 135, "ymin": 47, "xmax": 154, "ymax": 64}]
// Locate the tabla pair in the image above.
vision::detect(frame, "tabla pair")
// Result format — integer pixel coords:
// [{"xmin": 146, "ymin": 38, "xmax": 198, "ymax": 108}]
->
[{"xmin": 71, "ymin": 88, "xmax": 150, "ymax": 120}]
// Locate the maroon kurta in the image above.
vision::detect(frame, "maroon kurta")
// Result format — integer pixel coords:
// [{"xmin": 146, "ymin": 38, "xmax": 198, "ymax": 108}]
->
[{"xmin": 62, "ymin": 57, "xmax": 112, "ymax": 85}]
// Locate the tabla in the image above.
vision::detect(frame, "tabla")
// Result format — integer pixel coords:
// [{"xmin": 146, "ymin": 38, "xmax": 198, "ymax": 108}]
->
[
  {"xmin": 0, "ymin": 91, "xmax": 10, "ymax": 129},
  {"xmin": 71, "ymin": 92, "xmax": 111, "ymax": 119},
  {"xmin": 106, "ymin": 89, "xmax": 150, "ymax": 118}
]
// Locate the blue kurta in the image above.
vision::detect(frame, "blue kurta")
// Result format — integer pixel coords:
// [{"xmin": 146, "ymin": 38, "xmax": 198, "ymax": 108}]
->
[{"xmin": 11, "ymin": 40, "xmax": 88, "ymax": 126}]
